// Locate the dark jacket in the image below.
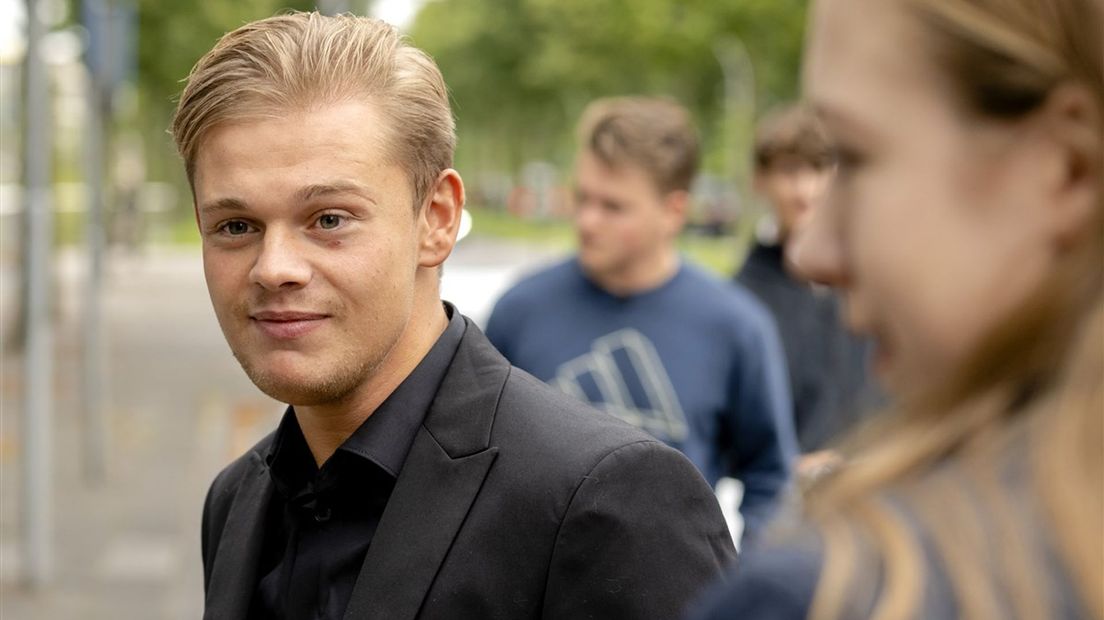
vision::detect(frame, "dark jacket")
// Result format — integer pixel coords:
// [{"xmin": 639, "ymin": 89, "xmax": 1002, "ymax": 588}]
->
[
  {"xmin": 737, "ymin": 242, "xmax": 881, "ymax": 452},
  {"xmin": 201, "ymin": 316, "xmax": 736, "ymax": 619}
]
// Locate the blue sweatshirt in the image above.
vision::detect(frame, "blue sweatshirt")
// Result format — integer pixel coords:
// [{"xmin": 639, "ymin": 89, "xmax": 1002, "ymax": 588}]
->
[{"xmin": 486, "ymin": 258, "xmax": 797, "ymax": 542}]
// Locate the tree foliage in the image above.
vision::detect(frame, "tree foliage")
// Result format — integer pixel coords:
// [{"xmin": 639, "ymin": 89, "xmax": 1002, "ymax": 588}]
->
[
  {"xmin": 410, "ymin": 0, "xmax": 809, "ymax": 178},
  {"xmin": 133, "ymin": 0, "xmax": 314, "ymax": 181},
  {"xmin": 127, "ymin": 0, "xmax": 808, "ymax": 198}
]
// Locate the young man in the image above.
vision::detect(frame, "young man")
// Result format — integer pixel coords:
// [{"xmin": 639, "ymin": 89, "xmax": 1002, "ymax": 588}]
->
[
  {"xmin": 736, "ymin": 103, "xmax": 881, "ymax": 478},
  {"xmin": 173, "ymin": 14, "xmax": 734, "ymax": 619},
  {"xmin": 485, "ymin": 97, "xmax": 797, "ymax": 545}
]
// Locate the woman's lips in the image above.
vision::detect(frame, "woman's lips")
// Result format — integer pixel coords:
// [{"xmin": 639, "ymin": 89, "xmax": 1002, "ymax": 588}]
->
[{"xmin": 250, "ymin": 311, "xmax": 329, "ymax": 340}]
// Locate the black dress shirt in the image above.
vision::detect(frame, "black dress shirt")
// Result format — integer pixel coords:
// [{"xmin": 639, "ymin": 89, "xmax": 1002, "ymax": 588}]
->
[{"xmin": 248, "ymin": 304, "xmax": 465, "ymax": 620}]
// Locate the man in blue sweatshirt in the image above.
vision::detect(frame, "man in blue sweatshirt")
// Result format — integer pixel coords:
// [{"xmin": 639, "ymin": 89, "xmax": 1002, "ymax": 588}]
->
[{"xmin": 486, "ymin": 97, "xmax": 797, "ymax": 546}]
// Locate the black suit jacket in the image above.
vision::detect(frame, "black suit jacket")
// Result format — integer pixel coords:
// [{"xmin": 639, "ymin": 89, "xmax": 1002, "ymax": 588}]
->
[{"xmin": 201, "ymin": 317, "xmax": 736, "ymax": 619}]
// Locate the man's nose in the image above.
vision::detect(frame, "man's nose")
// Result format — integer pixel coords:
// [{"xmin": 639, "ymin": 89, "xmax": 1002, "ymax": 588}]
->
[
  {"xmin": 574, "ymin": 201, "xmax": 601, "ymax": 232},
  {"xmin": 249, "ymin": 228, "xmax": 312, "ymax": 291},
  {"xmin": 787, "ymin": 193, "xmax": 847, "ymax": 287},
  {"xmin": 795, "ymin": 169, "xmax": 828, "ymax": 206}
]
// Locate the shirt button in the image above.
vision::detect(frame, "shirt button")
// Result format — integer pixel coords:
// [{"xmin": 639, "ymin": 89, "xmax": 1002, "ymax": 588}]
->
[{"xmin": 314, "ymin": 505, "xmax": 332, "ymax": 523}]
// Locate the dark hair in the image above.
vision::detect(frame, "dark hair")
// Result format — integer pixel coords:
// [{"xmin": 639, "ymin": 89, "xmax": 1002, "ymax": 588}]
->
[{"xmin": 753, "ymin": 103, "xmax": 834, "ymax": 172}]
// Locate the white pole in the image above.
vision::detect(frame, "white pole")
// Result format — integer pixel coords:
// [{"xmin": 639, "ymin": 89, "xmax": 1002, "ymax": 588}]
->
[
  {"xmin": 22, "ymin": 0, "xmax": 55, "ymax": 588},
  {"xmin": 82, "ymin": 0, "xmax": 108, "ymax": 483}
]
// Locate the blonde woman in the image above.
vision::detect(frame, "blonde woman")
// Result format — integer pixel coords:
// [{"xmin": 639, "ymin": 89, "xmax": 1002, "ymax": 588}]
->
[{"xmin": 691, "ymin": 0, "xmax": 1102, "ymax": 618}]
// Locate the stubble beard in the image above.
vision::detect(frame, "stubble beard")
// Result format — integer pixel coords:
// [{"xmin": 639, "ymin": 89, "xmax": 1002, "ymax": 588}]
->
[{"xmin": 232, "ymin": 342, "xmax": 385, "ymax": 407}]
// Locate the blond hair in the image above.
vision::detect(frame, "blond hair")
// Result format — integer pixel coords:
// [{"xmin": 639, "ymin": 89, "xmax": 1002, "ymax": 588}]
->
[
  {"xmin": 576, "ymin": 96, "xmax": 700, "ymax": 194},
  {"xmin": 805, "ymin": 0, "xmax": 1103, "ymax": 618},
  {"xmin": 170, "ymin": 11, "xmax": 455, "ymax": 208}
]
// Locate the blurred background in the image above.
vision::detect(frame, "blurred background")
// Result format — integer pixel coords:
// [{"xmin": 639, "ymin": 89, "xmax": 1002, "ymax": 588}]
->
[{"xmin": 0, "ymin": 0, "xmax": 807, "ymax": 616}]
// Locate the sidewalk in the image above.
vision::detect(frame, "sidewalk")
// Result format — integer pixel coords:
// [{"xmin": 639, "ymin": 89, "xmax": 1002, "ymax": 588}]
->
[{"xmin": 0, "ymin": 239, "xmax": 562, "ymax": 619}]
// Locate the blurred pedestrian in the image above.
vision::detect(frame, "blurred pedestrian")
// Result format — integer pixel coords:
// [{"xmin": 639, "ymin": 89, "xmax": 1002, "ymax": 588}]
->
[
  {"xmin": 691, "ymin": 0, "xmax": 1102, "ymax": 617},
  {"xmin": 737, "ymin": 103, "xmax": 882, "ymax": 482},
  {"xmin": 486, "ymin": 96, "xmax": 798, "ymax": 546},
  {"xmin": 171, "ymin": 13, "xmax": 734, "ymax": 619}
]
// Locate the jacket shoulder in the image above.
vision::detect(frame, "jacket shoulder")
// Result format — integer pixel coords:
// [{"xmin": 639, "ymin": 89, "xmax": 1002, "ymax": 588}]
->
[
  {"xmin": 208, "ymin": 432, "xmax": 274, "ymax": 498},
  {"xmin": 202, "ymin": 433, "xmax": 274, "ymax": 539},
  {"xmin": 495, "ymin": 366, "xmax": 661, "ymax": 461},
  {"xmin": 200, "ymin": 432, "xmax": 275, "ymax": 587}
]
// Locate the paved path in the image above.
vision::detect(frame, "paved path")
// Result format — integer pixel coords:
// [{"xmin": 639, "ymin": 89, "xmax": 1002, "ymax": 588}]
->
[{"xmin": 0, "ymin": 238, "xmax": 562, "ymax": 619}]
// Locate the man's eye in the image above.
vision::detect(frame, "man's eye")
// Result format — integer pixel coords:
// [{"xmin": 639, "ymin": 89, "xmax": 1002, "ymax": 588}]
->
[
  {"xmin": 222, "ymin": 220, "xmax": 251, "ymax": 235},
  {"xmin": 318, "ymin": 214, "xmax": 343, "ymax": 230}
]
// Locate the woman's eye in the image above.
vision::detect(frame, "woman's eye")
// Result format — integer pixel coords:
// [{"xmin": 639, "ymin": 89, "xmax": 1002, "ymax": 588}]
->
[
  {"xmin": 318, "ymin": 214, "xmax": 343, "ymax": 230},
  {"xmin": 830, "ymin": 147, "xmax": 865, "ymax": 174}
]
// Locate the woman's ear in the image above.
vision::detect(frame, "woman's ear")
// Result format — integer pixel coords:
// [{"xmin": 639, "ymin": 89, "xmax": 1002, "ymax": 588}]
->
[
  {"xmin": 1039, "ymin": 83, "xmax": 1102, "ymax": 248},
  {"xmin": 419, "ymin": 169, "xmax": 465, "ymax": 268}
]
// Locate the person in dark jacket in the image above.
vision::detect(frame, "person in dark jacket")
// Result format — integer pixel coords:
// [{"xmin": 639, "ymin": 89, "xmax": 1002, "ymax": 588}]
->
[
  {"xmin": 170, "ymin": 13, "xmax": 735, "ymax": 619},
  {"xmin": 737, "ymin": 103, "xmax": 881, "ymax": 480}
]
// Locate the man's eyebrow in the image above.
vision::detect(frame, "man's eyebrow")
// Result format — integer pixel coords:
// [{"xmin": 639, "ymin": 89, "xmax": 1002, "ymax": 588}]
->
[
  {"xmin": 295, "ymin": 181, "xmax": 377, "ymax": 204},
  {"xmin": 199, "ymin": 197, "xmax": 249, "ymax": 214}
]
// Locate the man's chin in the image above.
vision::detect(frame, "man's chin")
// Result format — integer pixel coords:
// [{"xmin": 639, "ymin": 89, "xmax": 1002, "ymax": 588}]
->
[
  {"xmin": 240, "ymin": 364, "xmax": 358, "ymax": 407},
  {"xmin": 577, "ymin": 251, "xmax": 609, "ymax": 276}
]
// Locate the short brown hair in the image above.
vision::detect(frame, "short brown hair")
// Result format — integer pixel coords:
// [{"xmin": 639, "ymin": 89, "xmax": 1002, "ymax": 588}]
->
[
  {"xmin": 753, "ymin": 103, "xmax": 833, "ymax": 172},
  {"xmin": 170, "ymin": 11, "xmax": 455, "ymax": 208},
  {"xmin": 576, "ymin": 97, "xmax": 700, "ymax": 194}
]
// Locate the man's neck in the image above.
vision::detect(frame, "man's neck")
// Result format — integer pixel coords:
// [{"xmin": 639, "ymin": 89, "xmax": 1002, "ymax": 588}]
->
[
  {"xmin": 294, "ymin": 300, "xmax": 449, "ymax": 468},
  {"xmin": 588, "ymin": 247, "xmax": 680, "ymax": 297}
]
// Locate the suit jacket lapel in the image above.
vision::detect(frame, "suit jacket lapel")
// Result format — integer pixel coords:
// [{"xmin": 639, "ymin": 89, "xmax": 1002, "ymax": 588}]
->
[
  {"xmin": 204, "ymin": 453, "xmax": 273, "ymax": 620},
  {"xmin": 343, "ymin": 320, "xmax": 508, "ymax": 620}
]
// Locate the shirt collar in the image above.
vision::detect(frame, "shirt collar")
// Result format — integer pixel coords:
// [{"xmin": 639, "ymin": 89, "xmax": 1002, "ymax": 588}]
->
[
  {"xmin": 266, "ymin": 303, "xmax": 466, "ymax": 487},
  {"xmin": 337, "ymin": 302, "xmax": 465, "ymax": 477}
]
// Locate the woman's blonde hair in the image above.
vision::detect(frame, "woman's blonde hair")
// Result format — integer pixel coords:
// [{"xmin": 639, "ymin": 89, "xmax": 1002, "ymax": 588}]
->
[
  {"xmin": 170, "ymin": 12, "xmax": 455, "ymax": 208},
  {"xmin": 805, "ymin": 0, "xmax": 1103, "ymax": 618}
]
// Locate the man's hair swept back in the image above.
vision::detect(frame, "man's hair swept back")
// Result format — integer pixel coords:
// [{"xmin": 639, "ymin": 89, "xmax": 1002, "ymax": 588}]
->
[
  {"xmin": 170, "ymin": 11, "xmax": 455, "ymax": 208},
  {"xmin": 576, "ymin": 96, "xmax": 700, "ymax": 195}
]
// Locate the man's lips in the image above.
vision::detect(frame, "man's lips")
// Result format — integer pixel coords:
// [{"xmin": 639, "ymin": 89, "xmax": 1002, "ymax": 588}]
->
[{"xmin": 249, "ymin": 310, "xmax": 330, "ymax": 340}]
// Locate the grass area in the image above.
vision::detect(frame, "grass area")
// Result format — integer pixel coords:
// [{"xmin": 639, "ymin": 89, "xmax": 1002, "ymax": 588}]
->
[
  {"xmin": 169, "ymin": 213, "xmax": 202, "ymax": 245},
  {"xmin": 465, "ymin": 206, "xmax": 576, "ymax": 246},
  {"xmin": 680, "ymin": 232, "xmax": 749, "ymax": 276}
]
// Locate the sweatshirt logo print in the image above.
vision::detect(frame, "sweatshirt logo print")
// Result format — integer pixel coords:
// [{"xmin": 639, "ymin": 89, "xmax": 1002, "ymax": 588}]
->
[{"xmin": 552, "ymin": 328, "xmax": 688, "ymax": 442}]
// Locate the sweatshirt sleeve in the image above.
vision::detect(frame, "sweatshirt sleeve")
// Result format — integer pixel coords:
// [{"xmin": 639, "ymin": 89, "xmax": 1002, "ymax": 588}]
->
[
  {"xmin": 484, "ymin": 294, "xmax": 516, "ymax": 360},
  {"xmin": 725, "ymin": 309, "xmax": 798, "ymax": 544}
]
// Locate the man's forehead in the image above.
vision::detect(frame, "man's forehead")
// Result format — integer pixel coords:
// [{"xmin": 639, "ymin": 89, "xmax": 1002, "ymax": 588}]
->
[
  {"xmin": 195, "ymin": 103, "xmax": 399, "ymax": 171},
  {"xmin": 195, "ymin": 99, "xmax": 395, "ymax": 158},
  {"xmin": 576, "ymin": 149, "xmax": 666, "ymax": 196}
]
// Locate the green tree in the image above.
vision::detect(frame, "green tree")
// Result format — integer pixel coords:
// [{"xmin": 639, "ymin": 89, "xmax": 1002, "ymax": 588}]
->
[
  {"xmin": 410, "ymin": 0, "xmax": 809, "ymax": 185},
  {"xmin": 133, "ymin": 0, "xmax": 315, "ymax": 185}
]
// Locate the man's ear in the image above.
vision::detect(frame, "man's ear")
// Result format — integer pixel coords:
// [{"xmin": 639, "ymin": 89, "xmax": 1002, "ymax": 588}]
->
[
  {"xmin": 1039, "ymin": 83, "xmax": 1101, "ymax": 248},
  {"xmin": 752, "ymin": 169, "xmax": 768, "ymax": 196},
  {"xmin": 662, "ymin": 189, "xmax": 691, "ymax": 235},
  {"xmin": 419, "ymin": 168, "xmax": 465, "ymax": 268}
]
